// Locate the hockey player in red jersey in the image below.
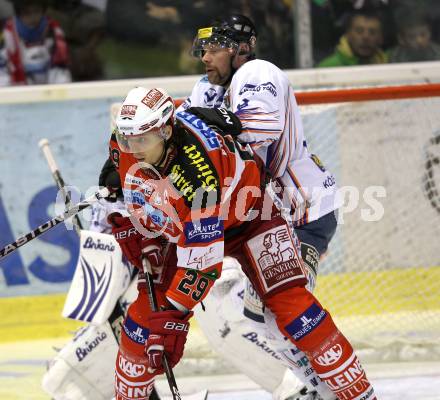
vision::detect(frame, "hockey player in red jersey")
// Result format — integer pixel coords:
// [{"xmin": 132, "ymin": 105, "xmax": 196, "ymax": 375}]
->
[{"xmin": 109, "ymin": 86, "xmax": 376, "ymax": 400}]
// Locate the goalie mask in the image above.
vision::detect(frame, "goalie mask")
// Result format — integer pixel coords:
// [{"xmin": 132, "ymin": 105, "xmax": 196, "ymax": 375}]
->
[
  {"xmin": 191, "ymin": 14, "xmax": 257, "ymax": 59},
  {"xmin": 115, "ymin": 87, "xmax": 175, "ymax": 154}
]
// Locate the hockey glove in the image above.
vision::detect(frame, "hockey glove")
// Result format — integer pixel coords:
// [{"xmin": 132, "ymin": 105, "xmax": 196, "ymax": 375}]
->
[
  {"xmin": 186, "ymin": 107, "xmax": 242, "ymax": 137},
  {"xmin": 145, "ymin": 309, "xmax": 193, "ymax": 373},
  {"xmin": 99, "ymin": 158, "xmax": 122, "ymax": 202},
  {"xmin": 108, "ymin": 213, "xmax": 163, "ymax": 269}
]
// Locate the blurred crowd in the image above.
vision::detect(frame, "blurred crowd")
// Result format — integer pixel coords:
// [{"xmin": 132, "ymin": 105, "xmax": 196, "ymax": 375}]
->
[{"xmin": 0, "ymin": 0, "xmax": 440, "ymax": 86}]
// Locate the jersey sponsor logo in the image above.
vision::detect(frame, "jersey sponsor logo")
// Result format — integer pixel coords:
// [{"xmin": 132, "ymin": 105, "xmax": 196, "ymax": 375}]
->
[
  {"xmin": 323, "ymin": 175, "xmax": 336, "ymax": 189},
  {"xmin": 324, "ymin": 355, "xmax": 371, "ymax": 398},
  {"xmin": 184, "ymin": 217, "xmax": 223, "ymax": 244},
  {"xmin": 238, "ymin": 82, "xmax": 277, "ymax": 97},
  {"xmin": 183, "ymin": 144, "xmax": 219, "ymax": 192},
  {"xmin": 176, "ymin": 111, "xmax": 220, "ymax": 150},
  {"xmin": 123, "ymin": 189, "xmax": 145, "ymax": 206},
  {"xmin": 284, "ymin": 303, "xmax": 327, "ymax": 341},
  {"xmin": 204, "ymin": 87, "xmax": 218, "ymax": 106},
  {"xmin": 118, "ymin": 355, "xmax": 146, "ymax": 378},
  {"xmin": 181, "ymin": 98, "xmax": 191, "ymax": 110},
  {"xmin": 247, "ymin": 225, "xmax": 306, "ymax": 294},
  {"xmin": 236, "ymin": 98, "xmax": 250, "ymax": 111},
  {"xmin": 83, "ymin": 236, "xmax": 115, "ymax": 251},
  {"xmin": 123, "ymin": 315, "xmax": 149, "ymax": 345},
  {"xmin": 143, "ymin": 203, "xmax": 171, "ymax": 228},
  {"xmin": 177, "ymin": 242, "xmax": 223, "ymax": 270},
  {"xmin": 115, "ymin": 373, "xmax": 154, "ymax": 399},
  {"xmin": 301, "ymin": 243, "xmax": 319, "ymax": 275},
  {"xmin": 75, "ymin": 329, "xmax": 107, "ymax": 362},
  {"xmin": 315, "ymin": 344, "xmax": 343, "ymax": 366},
  {"xmin": 169, "ymin": 148, "xmax": 219, "ymax": 206},
  {"xmin": 169, "ymin": 164, "xmax": 196, "ymax": 202}
]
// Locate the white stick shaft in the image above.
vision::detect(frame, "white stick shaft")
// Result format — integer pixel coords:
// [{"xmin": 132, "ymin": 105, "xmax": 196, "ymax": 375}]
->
[{"xmin": 39, "ymin": 138, "xmax": 58, "ymax": 174}]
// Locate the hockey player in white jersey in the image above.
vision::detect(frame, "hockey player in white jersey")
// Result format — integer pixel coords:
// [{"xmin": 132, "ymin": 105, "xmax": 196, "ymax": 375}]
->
[
  {"xmin": 178, "ymin": 14, "xmax": 341, "ymax": 281},
  {"xmin": 181, "ymin": 14, "xmax": 341, "ymax": 218},
  {"xmin": 175, "ymin": 14, "xmax": 368, "ymax": 400}
]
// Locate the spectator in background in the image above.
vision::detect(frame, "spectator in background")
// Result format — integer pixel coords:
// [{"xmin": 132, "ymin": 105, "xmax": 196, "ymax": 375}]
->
[
  {"xmin": 389, "ymin": 14, "xmax": 440, "ymax": 63},
  {"xmin": 318, "ymin": 7, "xmax": 387, "ymax": 67},
  {"xmin": 312, "ymin": 0, "xmax": 394, "ymax": 63},
  {"xmin": 242, "ymin": 0, "xmax": 295, "ymax": 69},
  {"xmin": 388, "ymin": 12, "xmax": 440, "ymax": 63},
  {"xmin": 49, "ymin": 0, "xmax": 105, "ymax": 81},
  {"xmin": 0, "ymin": 0, "xmax": 13, "ymax": 85},
  {"xmin": 2, "ymin": 0, "xmax": 71, "ymax": 84}
]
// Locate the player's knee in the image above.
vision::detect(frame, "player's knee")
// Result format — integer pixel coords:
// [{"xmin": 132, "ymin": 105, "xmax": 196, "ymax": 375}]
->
[{"xmin": 265, "ymin": 286, "xmax": 335, "ymax": 350}]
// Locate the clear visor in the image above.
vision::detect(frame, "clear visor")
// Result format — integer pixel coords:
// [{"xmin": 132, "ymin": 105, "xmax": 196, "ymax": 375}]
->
[
  {"xmin": 116, "ymin": 128, "xmax": 164, "ymax": 154},
  {"xmin": 191, "ymin": 34, "xmax": 238, "ymax": 58}
]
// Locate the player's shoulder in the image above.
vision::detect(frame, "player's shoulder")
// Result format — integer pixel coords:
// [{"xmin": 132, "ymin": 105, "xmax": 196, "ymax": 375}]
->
[
  {"xmin": 236, "ymin": 59, "xmax": 284, "ymax": 78},
  {"xmin": 175, "ymin": 110, "xmax": 222, "ymax": 153},
  {"xmin": 195, "ymin": 74, "xmax": 217, "ymax": 89},
  {"xmin": 170, "ymin": 112, "xmax": 222, "ymax": 207},
  {"xmin": 231, "ymin": 59, "xmax": 288, "ymax": 93}
]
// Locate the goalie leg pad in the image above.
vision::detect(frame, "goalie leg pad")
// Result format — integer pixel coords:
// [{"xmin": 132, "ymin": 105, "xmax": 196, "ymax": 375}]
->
[{"xmin": 266, "ymin": 286, "xmax": 376, "ymax": 400}]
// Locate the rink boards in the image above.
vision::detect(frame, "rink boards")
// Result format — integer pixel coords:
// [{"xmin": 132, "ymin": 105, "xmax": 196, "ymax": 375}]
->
[{"xmin": 0, "ymin": 265, "xmax": 439, "ymax": 344}]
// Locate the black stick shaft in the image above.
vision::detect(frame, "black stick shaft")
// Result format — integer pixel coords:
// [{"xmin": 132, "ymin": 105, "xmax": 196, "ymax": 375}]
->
[
  {"xmin": 142, "ymin": 257, "xmax": 182, "ymax": 400},
  {"xmin": 0, "ymin": 189, "xmax": 108, "ymax": 261}
]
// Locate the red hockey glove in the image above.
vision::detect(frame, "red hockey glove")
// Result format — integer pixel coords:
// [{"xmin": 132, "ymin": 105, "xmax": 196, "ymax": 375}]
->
[
  {"xmin": 145, "ymin": 309, "xmax": 193, "ymax": 373},
  {"xmin": 108, "ymin": 213, "xmax": 163, "ymax": 269}
]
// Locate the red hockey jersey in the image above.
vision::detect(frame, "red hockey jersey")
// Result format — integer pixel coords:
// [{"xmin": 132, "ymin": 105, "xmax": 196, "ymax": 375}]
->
[{"xmin": 110, "ymin": 110, "xmax": 261, "ymax": 310}]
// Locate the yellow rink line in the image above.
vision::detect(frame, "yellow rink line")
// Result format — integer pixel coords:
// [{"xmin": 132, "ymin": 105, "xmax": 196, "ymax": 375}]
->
[
  {"xmin": 0, "ymin": 293, "xmax": 84, "ymax": 343},
  {"xmin": 314, "ymin": 266, "xmax": 440, "ymax": 316},
  {"xmin": 0, "ymin": 266, "xmax": 439, "ymax": 343}
]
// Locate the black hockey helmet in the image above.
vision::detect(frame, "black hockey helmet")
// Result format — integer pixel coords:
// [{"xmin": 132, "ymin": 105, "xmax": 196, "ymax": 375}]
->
[
  {"xmin": 192, "ymin": 14, "xmax": 257, "ymax": 58},
  {"xmin": 212, "ymin": 14, "xmax": 257, "ymax": 44}
]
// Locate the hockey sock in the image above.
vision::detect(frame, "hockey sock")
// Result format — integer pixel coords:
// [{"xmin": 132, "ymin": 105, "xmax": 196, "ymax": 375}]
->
[{"xmin": 266, "ymin": 287, "xmax": 376, "ymax": 400}]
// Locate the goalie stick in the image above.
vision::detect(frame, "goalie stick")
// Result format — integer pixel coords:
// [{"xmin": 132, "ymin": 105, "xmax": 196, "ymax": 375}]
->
[
  {"xmin": 0, "ymin": 187, "xmax": 109, "ymax": 261},
  {"xmin": 39, "ymin": 138, "xmax": 83, "ymax": 234}
]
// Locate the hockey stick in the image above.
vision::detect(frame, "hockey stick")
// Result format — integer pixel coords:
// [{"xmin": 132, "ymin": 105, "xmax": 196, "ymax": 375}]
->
[
  {"xmin": 0, "ymin": 188, "xmax": 109, "ymax": 261},
  {"xmin": 142, "ymin": 256, "xmax": 182, "ymax": 400},
  {"xmin": 39, "ymin": 138, "xmax": 83, "ymax": 234},
  {"xmin": 38, "ymin": 140, "xmax": 128, "ymax": 345}
]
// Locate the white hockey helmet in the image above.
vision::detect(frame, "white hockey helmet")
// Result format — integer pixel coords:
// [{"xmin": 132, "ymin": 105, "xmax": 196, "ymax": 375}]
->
[{"xmin": 115, "ymin": 87, "xmax": 175, "ymax": 154}]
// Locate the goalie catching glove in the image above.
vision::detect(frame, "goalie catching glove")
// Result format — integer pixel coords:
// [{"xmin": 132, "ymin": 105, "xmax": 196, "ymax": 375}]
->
[
  {"xmin": 108, "ymin": 212, "xmax": 163, "ymax": 270},
  {"xmin": 186, "ymin": 107, "xmax": 242, "ymax": 136},
  {"xmin": 146, "ymin": 309, "xmax": 193, "ymax": 373}
]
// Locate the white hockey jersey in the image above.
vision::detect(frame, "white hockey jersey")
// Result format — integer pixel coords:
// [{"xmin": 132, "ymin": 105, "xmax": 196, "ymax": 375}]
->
[{"xmin": 177, "ymin": 59, "xmax": 342, "ymax": 225}]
